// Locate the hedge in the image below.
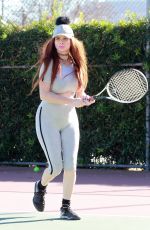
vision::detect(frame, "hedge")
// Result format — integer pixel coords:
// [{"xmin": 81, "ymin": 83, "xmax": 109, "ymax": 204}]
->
[{"xmin": 0, "ymin": 18, "xmax": 149, "ymax": 166}]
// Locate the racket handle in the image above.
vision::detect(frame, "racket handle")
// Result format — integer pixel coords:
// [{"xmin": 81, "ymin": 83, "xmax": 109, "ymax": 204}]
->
[{"xmin": 93, "ymin": 95, "xmax": 109, "ymax": 100}]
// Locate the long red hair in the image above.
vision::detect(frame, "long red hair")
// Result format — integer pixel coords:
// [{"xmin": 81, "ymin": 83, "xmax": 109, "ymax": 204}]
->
[{"xmin": 30, "ymin": 37, "xmax": 88, "ymax": 94}]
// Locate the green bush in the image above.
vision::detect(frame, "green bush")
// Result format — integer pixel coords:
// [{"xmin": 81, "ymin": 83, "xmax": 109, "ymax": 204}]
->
[{"xmin": 0, "ymin": 18, "xmax": 149, "ymax": 166}]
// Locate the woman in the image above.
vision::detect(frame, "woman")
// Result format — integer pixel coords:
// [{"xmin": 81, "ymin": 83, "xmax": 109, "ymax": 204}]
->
[{"xmin": 31, "ymin": 16, "xmax": 95, "ymax": 220}]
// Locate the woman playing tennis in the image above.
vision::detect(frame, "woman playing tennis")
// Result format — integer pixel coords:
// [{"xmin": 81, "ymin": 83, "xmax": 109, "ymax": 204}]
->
[{"xmin": 31, "ymin": 16, "xmax": 95, "ymax": 220}]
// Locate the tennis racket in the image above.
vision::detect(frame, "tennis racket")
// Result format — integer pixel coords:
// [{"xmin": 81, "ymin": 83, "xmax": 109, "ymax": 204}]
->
[{"xmin": 93, "ymin": 69, "xmax": 148, "ymax": 103}]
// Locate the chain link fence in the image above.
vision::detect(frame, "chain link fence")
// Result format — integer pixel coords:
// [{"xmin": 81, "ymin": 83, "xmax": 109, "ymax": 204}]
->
[{"xmin": 0, "ymin": 0, "xmax": 147, "ymax": 25}]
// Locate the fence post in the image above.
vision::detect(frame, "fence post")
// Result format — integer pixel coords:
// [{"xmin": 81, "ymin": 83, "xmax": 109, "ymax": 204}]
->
[{"xmin": 145, "ymin": 0, "xmax": 150, "ymax": 171}]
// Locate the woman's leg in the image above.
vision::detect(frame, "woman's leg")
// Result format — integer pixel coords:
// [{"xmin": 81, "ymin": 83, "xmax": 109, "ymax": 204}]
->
[
  {"xmin": 61, "ymin": 115, "xmax": 79, "ymax": 199},
  {"xmin": 60, "ymin": 115, "xmax": 80, "ymax": 220},
  {"xmin": 62, "ymin": 170, "xmax": 76, "ymax": 200},
  {"xmin": 36, "ymin": 106, "xmax": 63, "ymax": 179},
  {"xmin": 33, "ymin": 105, "xmax": 63, "ymax": 211}
]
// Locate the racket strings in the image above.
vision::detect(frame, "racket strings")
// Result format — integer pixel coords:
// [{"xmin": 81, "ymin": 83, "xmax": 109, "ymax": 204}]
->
[{"xmin": 108, "ymin": 69, "xmax": 148, "ymax": 102}]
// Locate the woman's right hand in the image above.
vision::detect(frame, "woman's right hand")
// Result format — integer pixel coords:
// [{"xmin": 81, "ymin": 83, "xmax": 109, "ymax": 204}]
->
[{"xmin": 72, "ymin": 97, "xmax": 95, "ymax": 108}]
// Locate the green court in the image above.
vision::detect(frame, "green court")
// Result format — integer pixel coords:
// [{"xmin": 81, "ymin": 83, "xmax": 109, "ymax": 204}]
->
[{"xmin": 0, "ymin": 212, "xmax": 150, "ymax": 230}]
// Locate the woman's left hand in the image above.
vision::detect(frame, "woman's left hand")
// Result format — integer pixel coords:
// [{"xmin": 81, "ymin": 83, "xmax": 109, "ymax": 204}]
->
[{"xmin": 82, "ymin": 95, "xmax": 95, "ymax": 106}]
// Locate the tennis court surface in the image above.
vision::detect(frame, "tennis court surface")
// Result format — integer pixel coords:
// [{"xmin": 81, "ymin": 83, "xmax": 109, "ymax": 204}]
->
[{"xmin": 0, "ymin": 166, "xmax": 150, "ymax": 230}]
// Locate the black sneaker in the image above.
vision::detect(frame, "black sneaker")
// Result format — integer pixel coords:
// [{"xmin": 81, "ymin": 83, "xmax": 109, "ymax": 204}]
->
[
  {"xmin": 33, "ymin": 181, "xmax": 46, "ymax": 212},
  {"xmin": 60, "ymin": 207, "xmax": 81, "ymax": 220}
]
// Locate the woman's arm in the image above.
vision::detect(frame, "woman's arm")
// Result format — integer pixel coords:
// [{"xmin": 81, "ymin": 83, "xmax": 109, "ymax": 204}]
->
[
  {"xmin": 75, "ymin": 87, "xmax": 85, "ymax": 98},
  {"xmin": 39, "ymin": 63, "xmax": 94, "ymax": 107},
  {"xmin": 39, "ymin": 62, "xmax": 80, "ymax": 106},
  {"xmin": 76, "ymin": 87, "xmax": 94, "ymax": 102},
  {"xmin": 39, "ymin": 80, "xmax": 87, "ymax": 108}
]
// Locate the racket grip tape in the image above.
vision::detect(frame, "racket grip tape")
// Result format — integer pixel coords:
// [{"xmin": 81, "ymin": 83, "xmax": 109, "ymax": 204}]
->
[{"xmin": 93, "ymin": 95, "xmax": 110, "ymax": 100}]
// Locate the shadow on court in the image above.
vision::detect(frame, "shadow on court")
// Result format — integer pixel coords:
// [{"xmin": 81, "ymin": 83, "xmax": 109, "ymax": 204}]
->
[{"xmin": 0, "ymin": 215, "xmax": 62, "ymax": 225}]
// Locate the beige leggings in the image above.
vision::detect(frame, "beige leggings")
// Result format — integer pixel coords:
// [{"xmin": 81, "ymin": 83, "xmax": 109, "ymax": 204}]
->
[{"xmin": 35, "ymin": 101, "xmax": 79, "ymax": 200}]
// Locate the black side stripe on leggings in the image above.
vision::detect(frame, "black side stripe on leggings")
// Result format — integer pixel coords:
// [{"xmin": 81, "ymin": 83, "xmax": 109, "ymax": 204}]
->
[{"xmin": 39, "ymin": 107, "xmax": 53, "ymax": 174}]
